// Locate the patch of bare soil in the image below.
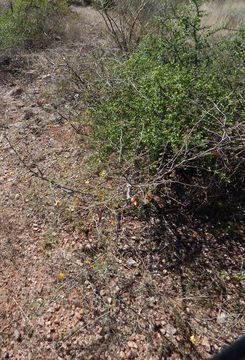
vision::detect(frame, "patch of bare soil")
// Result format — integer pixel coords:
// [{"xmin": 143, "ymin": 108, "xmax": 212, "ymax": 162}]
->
[{"xmin": 0, "ymin": 5, "xmax": 244, "ymax": 360}]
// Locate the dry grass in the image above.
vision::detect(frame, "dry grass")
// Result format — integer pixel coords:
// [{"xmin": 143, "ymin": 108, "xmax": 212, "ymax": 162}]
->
[{"xmin": 202, "ymin": 0, "xmax": 245, "ymax": 30}]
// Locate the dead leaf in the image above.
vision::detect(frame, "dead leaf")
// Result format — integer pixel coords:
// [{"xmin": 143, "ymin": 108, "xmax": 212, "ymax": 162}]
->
[
  {"xmin": 190, "ymin": 334, "xmax": 197, "ymax": 345},
  {"xmin": 130, "ymin": 195, "xmax": 138, "ymax": 206},
  {"xmin": 58, "ymin": 272, "xmax": 64, "ymax": 281}
]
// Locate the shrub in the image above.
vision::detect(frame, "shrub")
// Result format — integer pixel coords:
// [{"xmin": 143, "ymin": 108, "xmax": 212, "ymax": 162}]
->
[
  {"xmin": 96, "ymin": 0, "xmax": 168, "ymax": 52},
  {"xmin": 91, "ymin": 0, "xmax": 244, "ymax": 217},
  {"xmin": 0, "ymin": 0, "xmax": 68, "ymax": 50}
]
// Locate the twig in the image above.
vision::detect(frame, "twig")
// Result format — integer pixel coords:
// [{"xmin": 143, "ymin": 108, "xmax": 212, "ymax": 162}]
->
[{"xmin": 3, "ymin": 132, "xmax": 83, "ymax": 195}]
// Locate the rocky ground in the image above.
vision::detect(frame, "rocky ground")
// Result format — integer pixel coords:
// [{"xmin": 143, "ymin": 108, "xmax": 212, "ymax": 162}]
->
[{"xmin": 0, "ymin": 5, "xmax": 244, "ymax": 360}]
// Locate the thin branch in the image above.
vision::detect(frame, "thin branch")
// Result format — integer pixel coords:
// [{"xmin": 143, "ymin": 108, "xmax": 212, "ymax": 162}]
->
[{"xmin": 3, "ymin": 132, "xmax": 84, "ymax": 195}]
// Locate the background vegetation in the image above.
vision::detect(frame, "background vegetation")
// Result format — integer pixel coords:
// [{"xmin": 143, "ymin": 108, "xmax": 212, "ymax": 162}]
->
[{"xmin": 0, "ymin": 0, "xmax": 68, "ymax": 50}]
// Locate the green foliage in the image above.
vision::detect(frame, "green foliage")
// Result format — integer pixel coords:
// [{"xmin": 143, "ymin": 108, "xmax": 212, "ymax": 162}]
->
[
  {"xmin": 91, "ymin": 1, "xmax": 244, "ymax": 183},
  {"xmin": 0, "ymin": 0, "xmax": 68, "ymax": 50}
]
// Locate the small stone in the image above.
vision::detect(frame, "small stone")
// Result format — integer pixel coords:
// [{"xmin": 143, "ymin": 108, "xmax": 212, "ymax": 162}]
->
[
  {"xmin": 217, "ymin": 312, "xmax": 227, "ymax": 324},
  {"xmin": 14, "ymin": 329, "xmax": 22, "ymax": 342},
  {"xmin": 166, "ymin": 324, "xmax": 177, "ymax": 336},
  {"xmin": 127, "ymin": 341, "xmax": 138, "ymax": 349},
  {"xmin": 127, "ymin": 258, "xmax": 137, "ymax": 267},
  {"xmin": 46, "ymin": 334, "xmax": 53, "ymax": 342},
  {"xmin": 160, "ymin": 328, "xmax": 166, "ymax": 335}
]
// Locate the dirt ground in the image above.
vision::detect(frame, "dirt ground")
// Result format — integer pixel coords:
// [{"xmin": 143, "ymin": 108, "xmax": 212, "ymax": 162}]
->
[{"xmin": 0, "ymin": 5, "xmax": 244, "ymax": 360}]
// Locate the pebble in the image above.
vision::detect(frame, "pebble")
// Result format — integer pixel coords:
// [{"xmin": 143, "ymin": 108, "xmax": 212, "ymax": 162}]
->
[
  {"xmin": 127, "ymin": 341, "xmax": 138, "ymax": 349},
  {"xmin": 14, "ymin": 329, "xmax": 22, "ymax": 342},
  {"xmin": 127, "ymin": 258, "xmax": 137, "ymax": 267}
]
